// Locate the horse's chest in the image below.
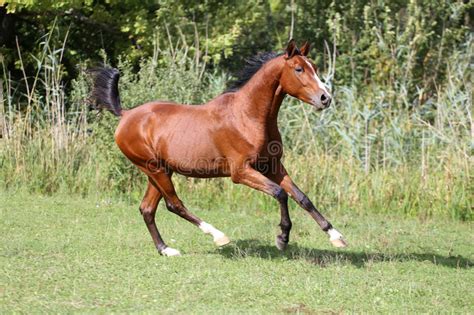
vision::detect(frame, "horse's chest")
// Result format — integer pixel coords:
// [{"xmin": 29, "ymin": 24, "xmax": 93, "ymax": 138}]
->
[
  {"xmin": 258, "ymin": 127, "xmax": 283, "ymax": 155},
  {"xmin": 245, "ymin": 137, "xmax": 283, "ymax": 168},
  {"xmin": 256, "ymin": 137, "xmax": 283, "ymax": 159},
  {"xmin": 235, "ymin": 125, "xmax": 282, "ymax": 164}
]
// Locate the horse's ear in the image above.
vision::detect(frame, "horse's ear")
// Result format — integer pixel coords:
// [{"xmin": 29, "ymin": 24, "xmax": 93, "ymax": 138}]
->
[
  {"xmin": 285, "ymin": 39, "xmax": 298, "ymax": 59},
  {"xmin": 300, "ymin": 41, "xmax": 311, "ymax": 56}
]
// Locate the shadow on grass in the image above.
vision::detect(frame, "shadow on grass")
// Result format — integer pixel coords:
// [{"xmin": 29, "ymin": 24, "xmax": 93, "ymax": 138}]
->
[{"xmin": 214, "ymin": 239, "xmax": 472, "ymax": 269}]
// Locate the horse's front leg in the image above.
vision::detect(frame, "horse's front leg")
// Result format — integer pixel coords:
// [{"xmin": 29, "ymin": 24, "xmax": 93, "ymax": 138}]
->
[
  {"xmin": 263, "ymin": 169, "xmax": 292, "ymax": 250},
  {"xmin": 271, "ymin": 163, "xmax": 347, "ymax": 248},
  {"xmin": 231, "ymin": 165, "xmax": 291, "ymax": 249}
]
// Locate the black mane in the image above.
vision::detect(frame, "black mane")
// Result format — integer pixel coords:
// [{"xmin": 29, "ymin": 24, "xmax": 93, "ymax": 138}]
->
[{"xmin": 225, "ymin": 51, "xmax": 282, "ymax": 92}]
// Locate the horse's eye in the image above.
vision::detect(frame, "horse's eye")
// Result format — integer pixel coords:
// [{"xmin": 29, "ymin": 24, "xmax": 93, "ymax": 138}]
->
[{"xmin": 295, "ymin": 66, "xmax": 303, "ymax": 73}]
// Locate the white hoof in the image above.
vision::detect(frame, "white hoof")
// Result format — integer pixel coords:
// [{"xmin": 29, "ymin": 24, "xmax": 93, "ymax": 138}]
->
[
  {"xmin": 214, "ymin": 235, "xmax": 231, "ymax": 247},
  {"xmin": 161, "ymin": 247, "xmax": 181, "ymax": 256},
  {"xmin": 328, "ymin": 228, "xmax": 348, "ymax": 248},
  {"xmin": 199, "ymin": 222, "xmax": 230, "ymax": 247},
  {"xmin": 330, "ymin": 238, "xmax": 348, "ymax": 248}
]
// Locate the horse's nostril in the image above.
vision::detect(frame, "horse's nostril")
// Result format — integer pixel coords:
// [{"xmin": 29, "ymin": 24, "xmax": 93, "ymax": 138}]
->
[{"xmin": 321, "ymin": 93, "xmax": 330, "ymax": 105}]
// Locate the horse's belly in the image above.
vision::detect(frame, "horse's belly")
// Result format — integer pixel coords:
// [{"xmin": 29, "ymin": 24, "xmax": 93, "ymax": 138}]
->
[{"xmin": 167, "ymin": 157, "xmax": 231, "ymax": 178}]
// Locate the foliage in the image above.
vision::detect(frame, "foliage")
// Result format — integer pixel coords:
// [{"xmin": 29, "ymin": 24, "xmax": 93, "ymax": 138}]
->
[
  {"xmin": 1, "ymin": 1, "xmax": 472, "ymax": 96},
  {"xmin": 0, "ymin": 30, "xmax": 471, "ymax": 220},
  {"xmin": 0, "ymin": 1, "xmax": 472, "ymax": 220},
  {"xmin": 1, "ymin": 0, "xmax": 280, "ymax": 79}
]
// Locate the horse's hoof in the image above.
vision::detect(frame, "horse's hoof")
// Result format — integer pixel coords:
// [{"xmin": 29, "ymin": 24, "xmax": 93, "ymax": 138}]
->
[
  {"xmin": 275, "ymin": 236, "xmax": 288, "ymax": 251},
  {"xmin": 330, "ymin": 238, "xmax": 348, "ymax": 248},
  {"xmin": 328, "ymin": 228, "xmax": 347, "ymax": 248},
  {"xmin": 160, "ymin": 247, "xmax": 181, "ymax": 256},
  {"xmin": 214, "ymin": 235, "xmax": 231, "ymax": 247}
]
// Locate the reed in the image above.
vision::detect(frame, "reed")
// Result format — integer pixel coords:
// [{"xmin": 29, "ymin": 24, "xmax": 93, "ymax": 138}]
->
[{"xmin": 0, "ymin": 34, "xmax": 471, "ymax": 220}]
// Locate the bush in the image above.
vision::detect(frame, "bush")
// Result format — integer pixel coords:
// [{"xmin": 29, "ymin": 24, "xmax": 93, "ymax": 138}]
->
[{"xmin": 0, "ymin": 31, "xmax": 471, "ymax": 220}]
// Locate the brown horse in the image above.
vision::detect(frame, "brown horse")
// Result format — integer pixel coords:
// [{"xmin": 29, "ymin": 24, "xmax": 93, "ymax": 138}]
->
[{"xmin": 90, "ymin": 40, "xmax": 347, "ymax": 256}]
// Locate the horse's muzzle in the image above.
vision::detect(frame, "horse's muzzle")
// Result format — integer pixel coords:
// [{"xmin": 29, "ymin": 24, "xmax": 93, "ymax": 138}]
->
[
  {"xmin": 310, "ymin": 92, "xmax": 332, "ymax": 110},
  {"xmin": 320, "ymin": 93, "xmax": 331, "ymax": 107}
]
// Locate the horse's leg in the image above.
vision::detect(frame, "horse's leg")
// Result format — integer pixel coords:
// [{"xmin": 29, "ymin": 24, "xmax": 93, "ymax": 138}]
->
[
  {"xmin": 233, "ymin": 164, "xmax": 346, "ymax": 248},
  {"xmin": 232, "ymin": 166, "xmax": 292, "ymax": 247},
  {"xmin": 264, "ymin": 170, "xmax": 292, "ymax": 250},
  {"xmin": 274, "ymin": 163, "xmax": 347, "ymax": 248},
  {"xmin": 139, "ymin": 178, "xmax": 180, "ymax": 256},
  {"xmin": 148, "ymin": 171, "xmax": 230, "ymax": 248}
]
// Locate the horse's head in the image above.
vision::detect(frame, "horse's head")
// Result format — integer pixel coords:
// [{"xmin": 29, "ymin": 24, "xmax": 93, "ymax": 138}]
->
[{"xmin": 279, "ymin": 39, "xmax": 331, "ymax": 110}]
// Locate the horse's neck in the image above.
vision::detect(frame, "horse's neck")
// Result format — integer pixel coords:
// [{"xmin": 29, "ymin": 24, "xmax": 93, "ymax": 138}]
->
[{"xmin": 236, "ymin": 58, "xmax": 285, "ymax": 127}]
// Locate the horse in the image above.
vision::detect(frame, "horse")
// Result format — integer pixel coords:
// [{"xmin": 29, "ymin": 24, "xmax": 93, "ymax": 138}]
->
[{"xmin": 90, "ymin": 39, "xmax": 347, "ymax": 256}]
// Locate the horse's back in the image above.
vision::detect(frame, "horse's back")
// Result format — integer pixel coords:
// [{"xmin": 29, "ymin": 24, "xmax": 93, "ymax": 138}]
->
[{"xmin": 114, "ymin": 100, "xmax": 221, "ymax": 168}]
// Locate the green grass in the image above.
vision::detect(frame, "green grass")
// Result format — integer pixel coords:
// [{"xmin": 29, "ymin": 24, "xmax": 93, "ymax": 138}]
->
[{"xmin": 1, "ymin": 191, "xmax": 472, "ymax": 313}]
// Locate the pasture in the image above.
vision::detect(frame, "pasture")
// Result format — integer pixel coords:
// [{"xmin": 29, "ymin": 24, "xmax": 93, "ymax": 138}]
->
[
  {"xmin": 1, "ymin": 192, "xmax": 472, "ymax": 313},
  {"xmin": 1, "ymin": 1, "xmax": 472, "ymax": 313}
]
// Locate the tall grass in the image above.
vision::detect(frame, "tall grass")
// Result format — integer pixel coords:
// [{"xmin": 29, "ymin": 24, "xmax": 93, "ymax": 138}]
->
[{"xmin": 0, "ymin": 34, "xmax": 471, "ymax": 220}]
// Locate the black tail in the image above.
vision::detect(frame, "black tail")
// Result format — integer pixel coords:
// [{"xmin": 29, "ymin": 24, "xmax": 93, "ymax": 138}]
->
[{"xmin": 89, "ymin": 67, "xmax": 122, "ymax": 116}]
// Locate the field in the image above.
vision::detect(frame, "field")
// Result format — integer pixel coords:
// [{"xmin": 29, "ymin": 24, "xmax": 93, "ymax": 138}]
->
[
  {"xmin": 1, "ymin": 191, "xmax": 472, "ymax": 313},
  {"xmin": 1, "ymin": 2, "xmax": 472, "ymax": 313}
]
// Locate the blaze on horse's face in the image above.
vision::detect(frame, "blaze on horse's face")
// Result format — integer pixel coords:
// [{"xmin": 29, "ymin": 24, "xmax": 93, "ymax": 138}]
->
[{"xmin": 280, "ymin": 40, "xmax": 332, "ymax": 110}]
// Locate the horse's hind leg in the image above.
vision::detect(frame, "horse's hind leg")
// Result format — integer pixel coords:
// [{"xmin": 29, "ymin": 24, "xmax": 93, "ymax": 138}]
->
[
  {"xmin": 148, "ymin": 171, "xmax": 230, "ymax": 249},
  {"xmin": 139, "ymin": 178, "xmax": 181, "ymax": 256}
]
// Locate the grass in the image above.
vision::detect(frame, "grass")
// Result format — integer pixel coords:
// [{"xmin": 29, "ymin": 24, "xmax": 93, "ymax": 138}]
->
[
  {"xmin": 0, "ymin": 30, "xmax": 472, "ymax": 313},
  {"xmin": 0, "ymin": 18, "xmax": 471, "ymax": 315},
  {"xmin": 1, "ymin": 191, "xmax": 472, "ymax": 313}
]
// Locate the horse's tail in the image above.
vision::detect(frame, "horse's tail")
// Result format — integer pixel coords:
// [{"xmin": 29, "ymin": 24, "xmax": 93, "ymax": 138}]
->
[{"xmin": 89, "ymin": 67, "xmax": 122, "ymax": 116}]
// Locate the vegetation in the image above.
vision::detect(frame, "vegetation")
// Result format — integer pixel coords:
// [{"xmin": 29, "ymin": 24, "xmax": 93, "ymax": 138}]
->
[
  {"xmin": 0, "ymin": 1, "xmax": 472, "ymax": 313},
  {"xmin": 0, "ymin": 3, "xmax": 471, "ymax": 219},
  {"xmin": 0, "ymin": 29, "xmax": 471, "ymax": 220},
  {"xmin": 2, "ymin": 1, "xmax": 472, "ymax": 85},
  {"xmin": 1, "ymin": 192, "xmax": 472, "ymax": 313}
]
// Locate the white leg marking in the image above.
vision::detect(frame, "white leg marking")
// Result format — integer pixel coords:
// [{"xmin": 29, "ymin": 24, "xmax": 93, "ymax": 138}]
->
[
  {"xmin": 328, "ymin": 228, "xmax": 347, "ymax": 248},
  {"xmin": 161, "ymin": 247, "xmax": 181, "ymax": 256},
  {"xmin": 328, "ymin": 228, "xmax": 343, "ymax": 241},
  {"xmin": 199, "ymin": 222, "xmax": 230, "ymax": 246}
]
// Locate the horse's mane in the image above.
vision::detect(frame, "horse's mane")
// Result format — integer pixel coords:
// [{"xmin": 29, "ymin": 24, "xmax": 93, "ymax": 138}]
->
[{"xmin": 225, "ymin": 51, "xmax": 282, "ymax": 93}]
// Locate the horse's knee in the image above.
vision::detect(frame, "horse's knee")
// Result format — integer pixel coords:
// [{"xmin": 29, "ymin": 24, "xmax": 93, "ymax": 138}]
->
[
  {"xmin": 139, "ymin": 206, "xmax": 155, "ymax": 224},
  {"xmin": 165, "ymin": 201, "xmax": 185, "ymax": 216},
  {"xmin": 274, "ymin": 188, "xmax": 288, "ymax": 204}
]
